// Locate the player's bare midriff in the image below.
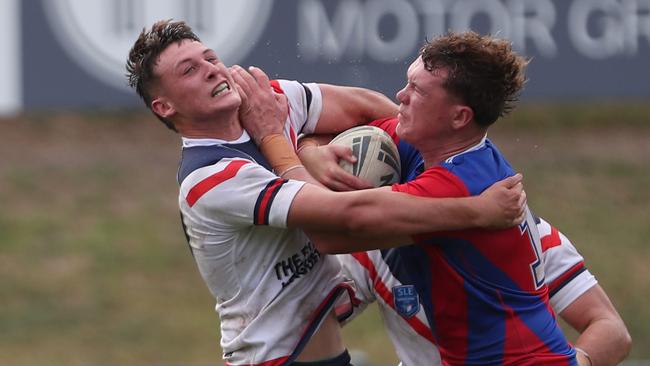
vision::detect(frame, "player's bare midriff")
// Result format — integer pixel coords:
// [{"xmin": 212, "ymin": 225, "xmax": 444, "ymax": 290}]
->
[{"xmin": 295, "ymin": 309, "xmax": 345, "ymax": 361}]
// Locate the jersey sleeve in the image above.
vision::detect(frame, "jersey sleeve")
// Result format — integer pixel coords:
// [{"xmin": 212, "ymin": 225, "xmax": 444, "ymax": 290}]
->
[
  {"xmin": 370, "ymin": 117, "xmax": 400, "ymax": 144},
  {"xmin": 275, "ymin": 79, "xmax": 323, "ymax": 136},
  {"xmin": 538, "ymin": 217, "xmax": 598, "ymax": 314},
  {"xmin": 391, "ymin": 167, "xmax": 469, "ymax": 198},
  {"xmin": 179, "ymin": 158, "xmax": 306, "ymax": 228}
]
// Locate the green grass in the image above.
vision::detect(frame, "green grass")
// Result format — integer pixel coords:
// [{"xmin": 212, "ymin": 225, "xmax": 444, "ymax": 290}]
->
[{"xmin": 0, "ymin": 105, "xmax": 648, "ymax": 364}]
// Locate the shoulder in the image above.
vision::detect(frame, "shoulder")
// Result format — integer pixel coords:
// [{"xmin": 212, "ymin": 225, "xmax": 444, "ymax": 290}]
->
[
  {"xmin": 392, "ymin": 166, "xmax": 469, "ymax": 198},
  {"xmin": 440, "ymin": 138, "xmax": 514, "ymax": 196},
  {"xmin": 178, "ymin": 144, "xmax": 254, "ymax": 185},
  {"xmin": 180, "ymin": 158, "xmax": 260, "ymax": 204}
]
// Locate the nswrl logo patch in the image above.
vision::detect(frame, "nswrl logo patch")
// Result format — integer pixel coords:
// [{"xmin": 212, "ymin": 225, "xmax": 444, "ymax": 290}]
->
[{"xmin": 392, "ymin": 285, "xmax": 419, "ymax": 318}]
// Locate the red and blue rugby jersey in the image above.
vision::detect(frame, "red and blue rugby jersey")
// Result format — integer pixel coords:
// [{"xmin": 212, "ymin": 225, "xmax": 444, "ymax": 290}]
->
[{"xmin": 374, "ymin": 118, "xmax": 576, "ymax": 365}]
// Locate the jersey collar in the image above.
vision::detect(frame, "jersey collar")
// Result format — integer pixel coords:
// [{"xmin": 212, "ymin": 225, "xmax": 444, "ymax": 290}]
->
[
  {"xmin": 181, "ymin": 130, "xmax": 252, "ymax": 148},
  {"xmin": 444, "ymin": 133, "xmax": 488, "ymax": 164}
]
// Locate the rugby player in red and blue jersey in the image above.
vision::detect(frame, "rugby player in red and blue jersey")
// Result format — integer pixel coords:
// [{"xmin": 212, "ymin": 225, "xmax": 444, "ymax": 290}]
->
[
  {"xmin": 295, "ymin": 32, "xmax": 630, "ymax": 366},
  {"xmin": 382, "ymin": 33, "xmax": 573, "ymax": 365},
  {"xmin": 290, "ymin": 32, "xmax": 578, "ymax": 365}
]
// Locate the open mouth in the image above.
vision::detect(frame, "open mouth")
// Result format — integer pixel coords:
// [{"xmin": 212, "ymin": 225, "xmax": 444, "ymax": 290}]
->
[{"xmin": 212, "ymin": 82, "xmax": 230, "ymax": 97}]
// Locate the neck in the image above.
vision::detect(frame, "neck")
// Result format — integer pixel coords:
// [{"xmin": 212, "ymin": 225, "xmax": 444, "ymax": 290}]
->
[
  {"xmin": 177, "ymin": 110, "xmax": 243, "ymax": 141},
  {"xmin": 420, "ymin": 132, "xmax": 486, "ymax": 169}
]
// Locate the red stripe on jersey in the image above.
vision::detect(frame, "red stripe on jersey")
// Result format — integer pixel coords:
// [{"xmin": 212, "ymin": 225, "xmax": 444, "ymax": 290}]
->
[
  {"xmin": 548, "ymin": 262, "xmax": 585, "ymax": 295},
  {"xmin": 424, "ymin": 246, "xmax": 469, "ymax": 364},
  {"xmin": 255, "ymin": 179, "xmax": 285, "ymax": 225},
  {"xmin": 498, "ymin": 292, "xmax": 570, "ymax": 366},
  {"xmin": 541, "ymin": 225, "xmax": 562, "ymax": 252},
  {"xmin": 186, "ymin": 160, "xmax": 249, "ymax": 207},
  {"xmin": 226, "ymin": 356, "xmax": 289, "ymax": 366},
  {"xmin": 270, "ymin": 79, "xmax": 283, "ymax": 94},
  {"xmin": 370, "ymin": 117, "xmax": 400, "ymax": 145},
  {"xmin": 351, "ymin": 252, "xmax": 437, "ymax": 345}
]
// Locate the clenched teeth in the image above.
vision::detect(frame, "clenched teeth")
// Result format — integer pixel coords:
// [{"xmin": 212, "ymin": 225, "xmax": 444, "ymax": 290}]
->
[{"xmin": 212, "ymin": 82, "xmax": 230, "ymax": 97}]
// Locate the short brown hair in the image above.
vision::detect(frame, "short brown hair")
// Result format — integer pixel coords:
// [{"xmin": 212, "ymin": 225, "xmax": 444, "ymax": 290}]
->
[
  {"xmin": 126, "ymin": 20, "xmax": 200, "ymax": 131},
  {"xmin": 420, "ymin": 31, "xmax": 529, "ymax": 126}
]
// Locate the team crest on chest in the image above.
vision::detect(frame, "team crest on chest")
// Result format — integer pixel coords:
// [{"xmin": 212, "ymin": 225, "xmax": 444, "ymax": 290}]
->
[{"xmin": 392, "ymin": 285, "xmax": 419, "ymax": 318}]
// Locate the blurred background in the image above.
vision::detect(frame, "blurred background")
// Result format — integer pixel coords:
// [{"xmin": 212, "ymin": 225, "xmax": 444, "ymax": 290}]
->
[{"xmin": 1, "ymin": 0, "xmax": 648, "ymax": 365}]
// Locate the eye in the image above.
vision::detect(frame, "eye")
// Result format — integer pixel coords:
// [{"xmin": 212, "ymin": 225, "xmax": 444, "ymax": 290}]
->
[
  {"xmin": 184, "ymin": 66, "xmax": 195, "ymax": 75},
  {"xmin": 206, "ymin": 57, "xmax": 218, "ymax": 64}
]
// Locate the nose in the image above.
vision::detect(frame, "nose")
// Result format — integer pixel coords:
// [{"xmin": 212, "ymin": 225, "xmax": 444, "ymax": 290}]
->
[
  {"xmin": 204, "ymin": 60, "xmax": 219, "ymax": 80},
  {"xmin": 396, "ymin": 86, "xmax": 408, "ymax": 104}
]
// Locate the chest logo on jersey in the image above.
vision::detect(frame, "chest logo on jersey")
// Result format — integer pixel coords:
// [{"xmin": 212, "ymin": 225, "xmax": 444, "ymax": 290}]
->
[
  {"xmin": 274, "ymin": 241, "xmax": 321, "ymax": 289},
  {"xmin": 392, "ymin": 285, "xmax": 419, "ymax": 318}
]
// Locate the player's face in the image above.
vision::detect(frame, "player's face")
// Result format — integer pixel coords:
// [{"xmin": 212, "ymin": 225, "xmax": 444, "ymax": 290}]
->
[
  {"xmin": 395, "ymin": 57, "xmax": 459, "ymax": 148},
  {"xmin": 153, "ymin": 39, "xmax": 241, "ymax": 124}
]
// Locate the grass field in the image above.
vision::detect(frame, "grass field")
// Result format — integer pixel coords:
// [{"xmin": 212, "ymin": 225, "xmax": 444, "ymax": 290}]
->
[{"xmin": 1, "ymin": 103, "xmax": 648, "ymax": 365}]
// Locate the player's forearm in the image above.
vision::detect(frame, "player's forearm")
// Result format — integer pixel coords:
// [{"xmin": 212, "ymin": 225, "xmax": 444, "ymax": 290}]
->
[
  {"xmin": 341, "ymin": 185, "xmax": 522, "ymax": 234},
  {"xmin": 343, "ymin": 190, "xmax": 483, "ymax": 235},
  {"xmin": 258, "ymin": 133, "xmax": 329, "ymax": 189},
  {"xmin": 316, "ymin": 84, "xmax": 397, "ymax": 134},
  {"xmin": 573, "ymin": 318, "xmax": 631, "ymax": 366},
  {"xmin": 292, "ymin": 186, "xmax": 483, "ymax": 237},
  {"xmin": 352, "ymin": 87, "xmax": 398, "ymax": 121}
]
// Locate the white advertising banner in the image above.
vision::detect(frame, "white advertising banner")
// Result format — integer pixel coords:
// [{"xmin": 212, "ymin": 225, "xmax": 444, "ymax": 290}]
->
[
  {"xmin": 5, "ymin": 0, "xmax": 650, "ymax": 115},
  {"xmin": 0, "ymin": 0, "xmax": 21, "ymax": 115}
]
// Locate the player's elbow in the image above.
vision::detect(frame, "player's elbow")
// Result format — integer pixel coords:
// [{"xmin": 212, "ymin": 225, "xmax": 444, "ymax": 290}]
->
[
  {"xmin": 607, "ymin": 313, "xmax": 632, "ymax": 358},
  {"xmin": 312, "ymin": 240, "xmax": 344, "ymax": 255},
  {"xmin": 601, "ymin": 316, "xmax": 633, "ymax": 362},
  {"xmin": 620, "ymin": 324, "xmax": 633, "ymax": 358}
]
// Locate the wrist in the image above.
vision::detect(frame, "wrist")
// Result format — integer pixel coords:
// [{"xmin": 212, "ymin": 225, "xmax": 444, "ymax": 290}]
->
[
  {"xmin": 259, "ymin": 133, "xmax": 302, "ymax": 176},
  {"xmin": 575, "ymin": 347, "xmax": 593, "ymax": 366},
  {"xmin": 469, "ymin": 196, "xmax": 487, "ymax": 228},
  {"xmin": 297, "ymin": 138, "xmax": 320, "ymax": 155},
  {"xmin": 250, "ymin": 127, "xmax": 283, "ymax": 145},
  {"xmin": 297, "ymin": 144, "xmax": 318, "ymax": 157}
]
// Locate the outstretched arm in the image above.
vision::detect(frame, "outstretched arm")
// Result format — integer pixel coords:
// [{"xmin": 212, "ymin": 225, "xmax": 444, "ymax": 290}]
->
[{"xmin": 288, "ymin": 174, "xmax": 526, "ymax": 252}]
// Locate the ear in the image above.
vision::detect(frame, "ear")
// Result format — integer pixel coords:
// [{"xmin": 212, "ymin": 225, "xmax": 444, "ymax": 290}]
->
[
  {"xmin": 450, "ymin": 105, "xmax": 473, "ymax": 130},
  {"xmin": 151, "ymin": 97, "xmax": 176, "ymax": 119}
]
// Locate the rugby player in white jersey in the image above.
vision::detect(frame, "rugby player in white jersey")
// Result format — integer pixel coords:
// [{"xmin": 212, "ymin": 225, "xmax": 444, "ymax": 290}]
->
[{"xmin": 126, "ymin": 20, "xmax": 528, "ymax": 366}]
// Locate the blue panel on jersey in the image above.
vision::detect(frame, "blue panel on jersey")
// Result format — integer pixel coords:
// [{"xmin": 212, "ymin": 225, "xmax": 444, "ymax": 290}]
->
[
  {"xmin": 397, "ymin": 140, "xmax": 424, "ymax": 183},
  {"xmin": 177, "ymin": 141, "xmax": 272, "ymax": 184},
  {"xmin": 440, "ymin": 139, "xmax": 515, "ymax": 195}
]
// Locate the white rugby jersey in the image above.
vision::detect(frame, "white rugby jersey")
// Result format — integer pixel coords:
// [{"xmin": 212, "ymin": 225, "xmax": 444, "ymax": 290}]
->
[
  {"xmin": 178, "ymin": 80, "xmax": 353, "ymax": 365},
  {"xmin": 338, "ymin": 217, "xmax": 597, "ymax": 366}
]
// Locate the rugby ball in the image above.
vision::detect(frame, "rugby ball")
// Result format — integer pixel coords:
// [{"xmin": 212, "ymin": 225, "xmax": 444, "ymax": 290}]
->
[{"xmin": 329, "ymin": 126, "xmax": 401, "ymax": 187}]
